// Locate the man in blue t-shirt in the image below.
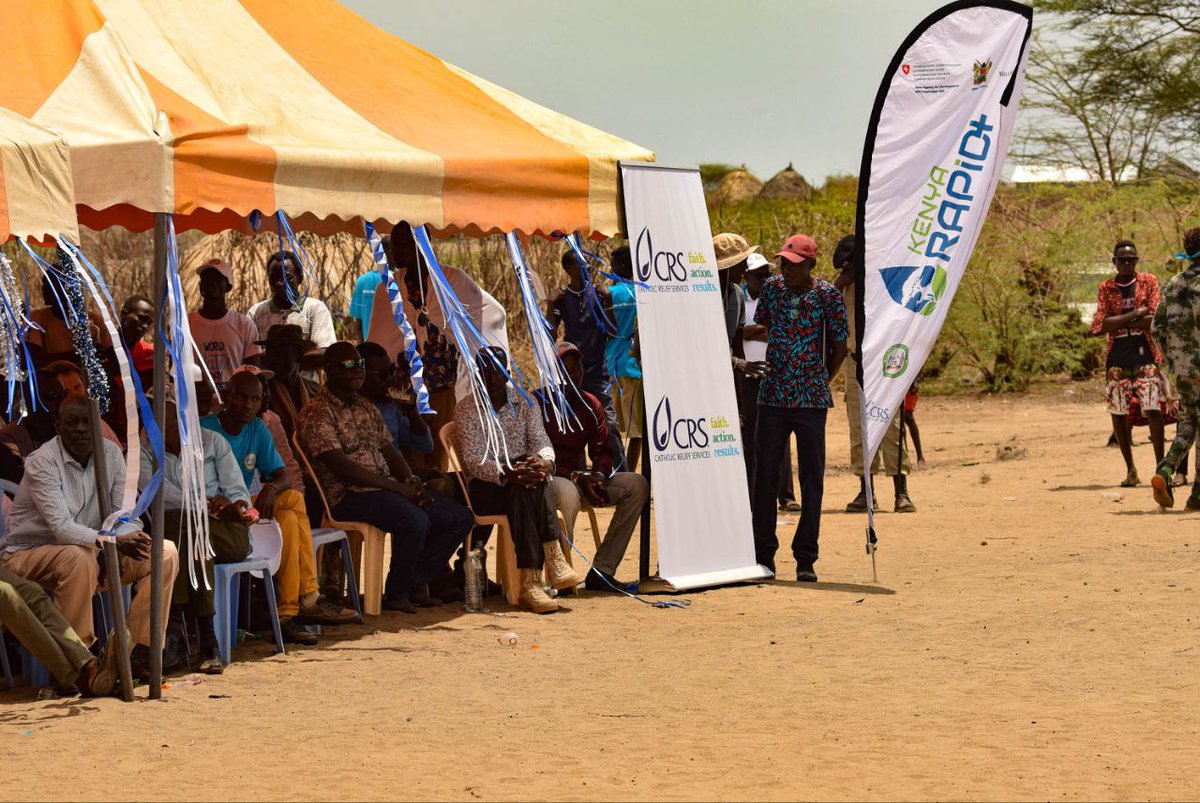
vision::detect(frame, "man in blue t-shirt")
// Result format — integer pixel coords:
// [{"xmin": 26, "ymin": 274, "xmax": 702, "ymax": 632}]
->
[
  {"xmin": 348, "ymin": 234, "xmax": 388, "ymax": 340},
  {"xmin": 751, "ymin": 234, "xmax": 849, "ymax": 582},
  {"xmin": 202, "ymin": 367, "xmax": 356, "ymax": 646},
  {"xmin": 604, "ymin": 246, "xmax": 643, "ymax": 472}
]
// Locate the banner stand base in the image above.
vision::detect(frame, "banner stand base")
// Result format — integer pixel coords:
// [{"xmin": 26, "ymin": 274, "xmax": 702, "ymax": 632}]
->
[{"xmin": 638, "ymin": 564, "xmax": 774, "ymax": 594}]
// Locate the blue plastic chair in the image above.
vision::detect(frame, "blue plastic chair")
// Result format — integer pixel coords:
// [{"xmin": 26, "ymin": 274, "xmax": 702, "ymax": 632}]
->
[
  {"xmin": 311, "ymin": 527, "xmax": 362, "ymax": 622},
  {"xmin": 212, "ymin": 559, "xmax": 285, "ymax": 666}
]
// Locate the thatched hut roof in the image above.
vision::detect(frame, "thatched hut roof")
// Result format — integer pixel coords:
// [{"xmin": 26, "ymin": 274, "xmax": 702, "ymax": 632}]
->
[
  {"xmin": 758, "ymin": 164, "xmax": 813, "ymax": 201},
  {"xmin": 711, "ymin": 169, "xmax": 764, "ymax": 206}
]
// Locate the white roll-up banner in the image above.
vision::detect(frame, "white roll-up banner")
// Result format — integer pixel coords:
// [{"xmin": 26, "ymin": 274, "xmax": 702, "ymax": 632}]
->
[
  {"xmin": 620, "ymin": 163, "xmax": 771, "ymax": 590},
  {"xmin": 856, "ymin": 1, "xmax": 1032, "ymax": 466}
]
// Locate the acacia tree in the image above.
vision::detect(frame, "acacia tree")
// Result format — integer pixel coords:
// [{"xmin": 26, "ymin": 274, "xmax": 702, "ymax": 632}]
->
[{"xmin": 1025, "ymin": 0, "xmax": 1200, "ymax": 180}]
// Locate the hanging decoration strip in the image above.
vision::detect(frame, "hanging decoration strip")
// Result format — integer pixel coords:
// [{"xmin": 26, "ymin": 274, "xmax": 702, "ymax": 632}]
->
[
  {"xmin": 505, "ymin": 232, "xmax": 580, "ymax": 433},
  {"xmin": 411, "ymin": 225, "xmax": 533, "ymax": 473},
  {"xmin": 0, "ymin": 252, "xmax": 37, "ymax": 421},
  {"xmin": 562, "ymin": 233, "xmax": 618, "ymax": 336},
  {"xmin": 363, "ymin": 221, "xmax": 432, "ymax": 415},
  {"xmin": 274, "ymin": 211, "xmax": 317, "ymax": 310},
  {"xmin": 159, "ymin": 216, "xmax": 214, "ymax": 590},
  {"xmin": 58, "ymin": 236, "xmax": 163, "ymax": 535}
]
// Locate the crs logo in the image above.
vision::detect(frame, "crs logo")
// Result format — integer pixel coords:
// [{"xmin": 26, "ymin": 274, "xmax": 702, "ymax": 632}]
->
[
  {"xmin": 634, "ymin": 227, "xmax": 688, "ymax": 283},
  {"xmin": 865, "ymin": 402, "xmax": 892, "ymax": 423},
  {"xmin": 651, "ymin": 395, "xmax": 709, "ymax": 452}
]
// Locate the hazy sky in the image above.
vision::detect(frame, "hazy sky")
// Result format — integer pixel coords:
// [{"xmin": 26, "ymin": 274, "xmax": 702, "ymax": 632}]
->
[{"xmin": 343, "ymin": 0, "xmax": 978, "ymax": 185}]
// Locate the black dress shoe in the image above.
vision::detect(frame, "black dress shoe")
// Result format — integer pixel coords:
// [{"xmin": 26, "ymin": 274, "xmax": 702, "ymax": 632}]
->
[
  {"xmin": 583, "ymin": 570, "xmax": 625, "ymax": 593},
  {"xmin": 280, "ymin": 617, "xmax": 319, "ymax": 646},
  {"xmin": 381, "ymin": 595, "xmax": 418, "ymax": 614}
]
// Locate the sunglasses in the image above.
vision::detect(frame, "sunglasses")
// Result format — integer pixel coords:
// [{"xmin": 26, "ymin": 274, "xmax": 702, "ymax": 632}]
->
[
  {"xmin": 366, "ymin": 365, "xmax": 398, "ymax": 378},
  {"xmin": 334, "ymin": 358, "xmax": 366, "ymax": 370}
]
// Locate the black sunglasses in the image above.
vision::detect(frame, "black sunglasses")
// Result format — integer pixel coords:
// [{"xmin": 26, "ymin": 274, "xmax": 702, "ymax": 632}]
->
[{"xmin": 333, "ymin": 358, "xmax": 366, "ymax": 370}]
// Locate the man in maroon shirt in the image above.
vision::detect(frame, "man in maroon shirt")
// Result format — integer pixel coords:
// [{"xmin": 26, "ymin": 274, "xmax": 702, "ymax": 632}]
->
[{"xmin": 537, "ymin": 342, "xmax": 647, "ymax": 591}]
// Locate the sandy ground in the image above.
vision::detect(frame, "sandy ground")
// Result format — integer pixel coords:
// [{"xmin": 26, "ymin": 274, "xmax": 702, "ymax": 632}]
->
[{"xmin": 3, "ymin": 383, "xmax": 1199, "ymax": 801}]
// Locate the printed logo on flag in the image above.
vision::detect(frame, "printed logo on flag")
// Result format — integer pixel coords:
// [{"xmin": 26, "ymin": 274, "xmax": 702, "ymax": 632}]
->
[
  {"xmin": 901, "ymin": 63, "xmax": 911, "ymax": 76},
  {"xmin": 881, "ymin": 265, "xmax": 946, "ymax": 316},
  {"xmin": 882, "ymin": 344, "xmax": 910, "ymax": 378},
  {"xmin": 973, "ymin": 59, "xmax": 993, "ymax": 87}
]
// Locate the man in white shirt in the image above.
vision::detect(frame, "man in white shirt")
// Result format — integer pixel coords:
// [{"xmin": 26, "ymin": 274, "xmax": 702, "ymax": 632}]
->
[
  {"xmin": 0, "ymin": 395, "xmax": 179, "ymax": 681},
  {"xmin": 189, "ymin": 259, "xmax": 263, "ymax": 393},
  {"xmin": 248, "ymin": 250, "xmax": 337, "ymax": 350}
]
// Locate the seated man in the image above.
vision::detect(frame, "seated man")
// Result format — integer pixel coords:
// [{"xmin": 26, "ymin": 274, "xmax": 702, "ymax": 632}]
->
[
  {"xmin": 27, "ymin": 271, "xmax": 111, "ymax": 368},
  {"xmin": 44, "ymin": 361, "xmax": 123, "ymax": 448},
  {"xmin": 297, "ymin": 342, "xmax": 473, "ymax": 614},
  {"xmin": 0, "ymin": 394, "xmax": 179, "ymax": 681},
  {"xmin": 538, "ymin": 342, "xmax": 647, "ymax": 592},
  {"xmin": 0, "ymin": 371, "xmax": 66, "ymax": 484},
  {"xmin": 357, "ymin": 342, "xmax": 435, "ymax": 471},
  {"xmin": 141, "ymin": 401, "xmax": 257, "ymax": 673},
  {"xmin": 456, "ymin": 347, "xmax": 581, "ymax": 613},
  {"xmin": 0, "ymin": 564, "xmax": 122, "ymax": 696},
  {"xmin": 202, "ymin": 367, "xmax": 356, "ymax": 646}
]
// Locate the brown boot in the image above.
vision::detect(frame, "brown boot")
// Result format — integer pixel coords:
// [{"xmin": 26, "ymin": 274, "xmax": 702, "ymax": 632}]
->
[
  {"xmin": 519, "ymin": 569, "xmax": 558, "ymax": 614},
  {"xmin": 542, "ymin": 541, "xmax": 583, "ymax": 590}
]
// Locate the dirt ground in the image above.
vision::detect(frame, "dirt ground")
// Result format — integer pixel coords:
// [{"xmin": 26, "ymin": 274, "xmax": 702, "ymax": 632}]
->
[{"xmin": 3, "ymin": 384, "xmax": 1199, "ymax": 801}]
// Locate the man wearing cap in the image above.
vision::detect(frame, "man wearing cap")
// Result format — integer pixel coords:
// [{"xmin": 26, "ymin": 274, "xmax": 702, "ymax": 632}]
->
[
  {"xmin": 202, "ymin": 367, "xmax": 356, "ymax": 646},
  {"xmin": 538, "ymin": 341, "xmax": 647, "ymax": 591},
  {"xmin": 188, "ymin": 259, "xmax": 263, "ymax": 393},
  {"xmin": 260, "ymin": 324, "xmax": 322, "ymax": 437},
  {"xmin": 751, "ymin": 234, "xmax": 849, "ymax": 582},
  {"xmin": 832, "ymin": 235, "xmax": 916, "ymax": 513},
  {"xmin": 740, "ymin": 254, "xmax": 799, "ymax": 512},
  {"xmin": 248, "ymin": 250, "xmax": 337, "ymax": 350}
]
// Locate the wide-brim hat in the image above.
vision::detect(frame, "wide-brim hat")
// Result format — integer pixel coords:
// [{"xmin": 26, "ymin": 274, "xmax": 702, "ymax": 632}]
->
[
  {"xmin": 713, "ymin": 232, "xmax": 759, "ymax": 270},
  {"xmin": 255, "ymin": 323, "xmax": 315, "ymax": 352}
]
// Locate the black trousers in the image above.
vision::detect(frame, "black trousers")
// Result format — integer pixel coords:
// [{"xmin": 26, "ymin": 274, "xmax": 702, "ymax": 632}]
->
[
  {"xmin": 741, "ymin": 376, "xmax": 797, "ymax": 504},
  {"xmin": 467, "ymin": 479, "xmax": 556, "ymax": 569},
  {"xmin": 751, "ymin": 405, "xmax": 827, "ymax": 569}
]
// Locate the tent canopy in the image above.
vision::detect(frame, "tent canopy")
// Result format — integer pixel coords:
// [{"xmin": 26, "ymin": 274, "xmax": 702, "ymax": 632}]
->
[
  {"xmin": 0, "ymin": 0, "xmax": 653, "ymax": 239},
  {"xmin": 0, "ymin": 108, "xmax": 78, "ymax": 243}
]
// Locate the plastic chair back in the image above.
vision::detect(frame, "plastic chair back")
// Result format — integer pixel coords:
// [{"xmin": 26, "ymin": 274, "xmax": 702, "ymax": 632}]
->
[
  {"xmin": 0, "ymin": 478, "xmax": 19, "ymax": 535},
  {"xmin": 248, "ymin": 521, "xmax": 284, "ymax": 577},
  {"xmin": 439, "ymin": 422, "xmax": 477, "ymax": 512}
]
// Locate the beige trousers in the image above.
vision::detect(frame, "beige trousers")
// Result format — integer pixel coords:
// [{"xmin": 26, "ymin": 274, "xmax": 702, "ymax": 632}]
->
[
  {"xmin": 845, "ymin": 358, "xmax": 910, "ymax": 477},
  {"xmin": 2, "ymin": 540, "xmax": 179, "ymax": 647}
]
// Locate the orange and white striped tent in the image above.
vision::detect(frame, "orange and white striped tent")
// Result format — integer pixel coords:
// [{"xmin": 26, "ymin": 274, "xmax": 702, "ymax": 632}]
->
[
  {"xmin": 0, "ymin": 0, "xmax": 653, "ymax": 240},
  {"xmin": 0, "ymin": 108, "xmax": 77, "ymax": 243}
]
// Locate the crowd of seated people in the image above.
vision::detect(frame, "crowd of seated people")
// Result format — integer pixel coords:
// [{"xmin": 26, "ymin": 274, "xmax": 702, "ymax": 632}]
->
[{"xmin": 0, "ymin": 229, "xmax": 644, "ymax": 697}]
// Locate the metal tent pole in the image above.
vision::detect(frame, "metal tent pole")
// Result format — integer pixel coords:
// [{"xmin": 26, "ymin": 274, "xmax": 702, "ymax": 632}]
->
[
  {"xmin": 148, "ymin": 212, "xmax": 169, "ymax": 699},
  {"xmin": 87, "ymin": 399, "xmax": 134, "ymax": 702}
]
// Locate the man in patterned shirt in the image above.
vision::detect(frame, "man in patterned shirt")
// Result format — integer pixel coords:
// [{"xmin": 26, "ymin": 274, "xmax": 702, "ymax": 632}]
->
[
  {"xmin": 1090, "ymin": 240, "xmax": 1164, "ymax": 487},
  {"xmin": 298, "ymin": 342, "xmax": 472, "ymax": 614},
  {"xmin": 751, "ymin": 234, "xmax": 849, "ymax": 582},
  {"xmin": 1151, "ymin": 227, "xmax": 1200, "ymax": 509}
]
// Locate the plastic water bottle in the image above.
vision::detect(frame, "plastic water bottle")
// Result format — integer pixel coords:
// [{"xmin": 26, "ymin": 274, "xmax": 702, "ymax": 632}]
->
[{"xmin": 464, "ymin": 548, "xmax": 484, "ymax": 612}]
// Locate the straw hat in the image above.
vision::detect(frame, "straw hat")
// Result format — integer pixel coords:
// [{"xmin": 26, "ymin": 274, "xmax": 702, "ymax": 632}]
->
[{"xmin": 712, "ymin": 232, "xmax": 759, "ymax": 270}]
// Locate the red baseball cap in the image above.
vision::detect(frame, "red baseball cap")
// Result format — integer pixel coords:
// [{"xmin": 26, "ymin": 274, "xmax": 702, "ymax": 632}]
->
[{"xmin": 776, "ymin": 234, "xmax": 818, "ymax": 264}]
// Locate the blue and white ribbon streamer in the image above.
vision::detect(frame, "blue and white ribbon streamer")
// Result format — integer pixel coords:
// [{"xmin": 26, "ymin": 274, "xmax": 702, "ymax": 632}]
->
[
  {"xmin": 158, "ymin": 217, "xmax": 214, "ymax": 589},
  {"xmin": 505, "ymin": 232, "xmax": 581, "ymax": 433},
  {"xmin": 0, "ymin": 252, "xmax": 37, "ymax": 420},
  {"xmin": 563, "ymin": 233, "xmax": 619, "ymax": 336},
  {"xmin": 363, "ymin": 221, "xmax": 432, "ymax": 415},
  {"xmin": 412, "ymin": 226, "xmax": 534, "ymax": 473},
  {"xmin": 58, "ymin": 236, "xmax": 164, "ymax": 538},
  {"xmin": 274, "ymin": 211, "xmax": 316, "ymax": 310}
]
